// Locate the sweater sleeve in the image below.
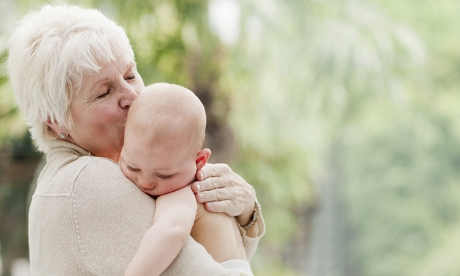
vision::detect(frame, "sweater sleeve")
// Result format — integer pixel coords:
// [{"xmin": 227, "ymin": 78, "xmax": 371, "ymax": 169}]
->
[
  {"xmin": 237, "ymin": 201, "xmax": 266, "ymax": 260},
  {"xmin": 71, "ymin": 157, "xmax": 240, "ymax": 275}
]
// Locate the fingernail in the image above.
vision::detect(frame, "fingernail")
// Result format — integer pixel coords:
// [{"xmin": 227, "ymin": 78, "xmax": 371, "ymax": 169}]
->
[
  {"xmin": 199, "ymin": 172, "xmax": 203, "ymax": 179},
  {"xmin": 199, "ymin": 193, "xmax": 204, "ymax": 199},
  {"xmin": 207, "ymin": 203, "xmax": 213, "ymax": 209},
  {"xmin": 197, "ymin": 184, "xmax": 201, "ymax": 191}
]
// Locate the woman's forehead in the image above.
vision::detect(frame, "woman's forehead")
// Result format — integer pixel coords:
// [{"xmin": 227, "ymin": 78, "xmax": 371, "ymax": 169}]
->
[
  {"xmin": 96, "ymin": 54, "xmax": 135, "ymax": 78},
  {"xmin": 81, "ymin": 55, "xmax": 136, "ymax": 90}
]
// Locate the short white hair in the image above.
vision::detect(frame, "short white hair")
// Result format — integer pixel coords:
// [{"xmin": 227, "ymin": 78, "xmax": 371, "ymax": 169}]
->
[{"xmin": 7, "ymin": 4, "xmax": 134, "ymax": 153}]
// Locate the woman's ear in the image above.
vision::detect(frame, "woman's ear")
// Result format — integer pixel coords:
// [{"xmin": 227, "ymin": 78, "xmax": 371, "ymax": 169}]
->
[
  {"xmin": 45, "ymin": 120, "xmax": 68, "ymax": 138},
  {"xmin": 195, "ymin": 148, "xmax": 212, "ymax": 171}
]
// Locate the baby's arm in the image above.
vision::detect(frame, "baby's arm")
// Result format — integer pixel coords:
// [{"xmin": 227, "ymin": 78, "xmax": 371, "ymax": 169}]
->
[
  {"xmin": 125, "ymin": 185, "xmax": 196, "ymax": 276},
  {"xmin": 192, "ymin": 204, "xmax": 247, "ymax": 263}
]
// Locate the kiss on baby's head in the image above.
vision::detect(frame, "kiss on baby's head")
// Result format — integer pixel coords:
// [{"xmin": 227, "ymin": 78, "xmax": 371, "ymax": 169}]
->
[
  {"xmin": 120, "ymin": 82, "xmax": 212, "ymax": 197},
  {"xmin": 126, "ymin": 83, "xmax": 206, "ymax": 152}
]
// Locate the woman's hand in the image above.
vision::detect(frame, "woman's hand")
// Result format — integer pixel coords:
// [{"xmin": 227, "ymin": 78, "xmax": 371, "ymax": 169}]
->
[{"xmin": 191, "ymin": 163, "xmax": 256, "ymax": 227}]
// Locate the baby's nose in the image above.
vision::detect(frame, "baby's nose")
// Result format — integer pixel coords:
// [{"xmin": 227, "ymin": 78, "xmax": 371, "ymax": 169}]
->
[{"xmin": 138, "ymin": 178, "xmax": 155, "ymax": 190}]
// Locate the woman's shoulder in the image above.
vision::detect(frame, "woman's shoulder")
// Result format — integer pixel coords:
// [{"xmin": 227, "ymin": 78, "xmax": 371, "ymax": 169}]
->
[
  {"xmin": 68, "ymin": 156, "xmax": 156, "ymax": 275},
  {"xmin": 79, "ymin": 155, "xmax": 121, "ymax": 175},
  {"xmin": 73, "ymin": 155, "xmax": 155, "ymax": 219},
  {"xmin": 43, "ymin": 147, "xmax": 149, "ymax": 203},
  {"xmin": 76, "ymin": 155, "xmax": 148, "ymax": 198}
]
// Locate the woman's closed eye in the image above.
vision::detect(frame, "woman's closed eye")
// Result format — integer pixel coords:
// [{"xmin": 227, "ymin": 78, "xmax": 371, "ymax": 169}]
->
[{"xmin": 97, "ymin": 89, "xmax": 110, "ymax": 99}]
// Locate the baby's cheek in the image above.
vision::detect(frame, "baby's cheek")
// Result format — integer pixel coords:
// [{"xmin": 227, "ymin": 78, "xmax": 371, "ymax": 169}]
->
[{"xmin": 122, "ymin": 169, "xmax": 136, "ymax": 185}]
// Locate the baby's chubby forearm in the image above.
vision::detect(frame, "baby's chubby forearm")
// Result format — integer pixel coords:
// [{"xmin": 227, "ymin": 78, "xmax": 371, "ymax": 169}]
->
[{"xmin": 125, "ymin": 186, "xmax": 197, "ymax": 276}]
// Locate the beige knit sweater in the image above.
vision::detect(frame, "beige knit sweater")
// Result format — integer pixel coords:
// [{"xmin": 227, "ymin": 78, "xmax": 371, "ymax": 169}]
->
[{"xmin": 28, "ymin": 141, "xmax": 264, "ymax": 275}]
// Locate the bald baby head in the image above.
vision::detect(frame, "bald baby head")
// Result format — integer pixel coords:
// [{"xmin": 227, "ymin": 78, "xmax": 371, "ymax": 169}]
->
[{"xmin": 126, "ymin": 83, "xmax": 207, "ymax": 152}]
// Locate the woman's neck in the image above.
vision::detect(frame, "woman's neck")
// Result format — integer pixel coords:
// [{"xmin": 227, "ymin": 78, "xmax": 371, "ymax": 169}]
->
[{"xmin": 97, "ymin": 152, "xmax": 121, "ymax": 163}]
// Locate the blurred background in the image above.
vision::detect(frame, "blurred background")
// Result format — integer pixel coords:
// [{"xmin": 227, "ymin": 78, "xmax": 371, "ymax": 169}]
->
[{"xmin": 1, "ymin": 0, "xmax": 460, "ymax": 275}]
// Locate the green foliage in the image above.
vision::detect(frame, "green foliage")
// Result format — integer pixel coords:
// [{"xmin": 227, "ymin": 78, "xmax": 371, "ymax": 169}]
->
[
  {"xmin": 0, "ymin": 46, "xmax": 27, "ymax": 143},
  {"xmin": 340, "ymin": 102, "xmax": 460, "ymax": 275},
  {"xmin": 333, "ymin": 1, "xmax": 460, "ymax": 275},
  {"xmin": 406, "ymin": 221, "xmax": 460, "ymax": 276},
  {"xmin": 3, "ymin": 0, "xmax": 460, "ymax": 275}
]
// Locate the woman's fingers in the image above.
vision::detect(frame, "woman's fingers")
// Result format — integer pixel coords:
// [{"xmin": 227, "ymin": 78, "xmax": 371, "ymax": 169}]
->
[
  {"xmin": 192, "ymin": 163, "xmax": 256, "ymax": 222},
  {"xmin": 197, "ymin": 163, "xmax": 228, "ymax": 181},
  {"xmin": 203, "ymin": 200, "xmax": 232, "ymax": 213},
  {"xmin": 192, "ymin": 163, "xmax": 220, "ymax": 193},
  {"xmin": 193, "ymin": 178, "xmax": 253, "ymax": 218},
  {"xmin": 195, "ymin": 186, "xmax": 229, "ymax": 203},
  {"xmin": 196, "ymin": 175, "xmax": 225, "ymax": 192},
  {"xmin": 195, "ymin": 189, "xmax": 242, "ymax": 217}
]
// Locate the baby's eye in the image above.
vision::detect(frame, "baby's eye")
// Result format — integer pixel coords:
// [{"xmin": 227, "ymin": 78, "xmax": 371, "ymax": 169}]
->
[
  {"xmin": 127, "ymin": 165, "xmax": 141, "ymax": 172},
  {"xmin": 157, "ymin": 174, "xmax": 174, "ymax": 179}
]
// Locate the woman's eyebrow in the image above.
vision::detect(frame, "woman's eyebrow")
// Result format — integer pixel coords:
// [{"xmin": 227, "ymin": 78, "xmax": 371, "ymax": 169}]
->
[
  {"xmin": 90, "ymin": 77, "xmax": 109, "ymax": 91},
  {"xmin": 126, "ymin": 63, "xmax": 136, "ymax": 72}
]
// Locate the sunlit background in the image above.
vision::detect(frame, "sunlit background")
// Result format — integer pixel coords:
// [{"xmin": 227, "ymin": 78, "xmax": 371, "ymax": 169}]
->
[{"xmin": 1, "ymin": 0, "xmax": 460, "ymax": 275}]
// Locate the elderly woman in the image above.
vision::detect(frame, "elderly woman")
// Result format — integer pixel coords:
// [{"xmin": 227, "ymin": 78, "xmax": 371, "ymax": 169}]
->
[{"xmin": 7, "ymin": 4, "xmax": 264, "ymax": 275}]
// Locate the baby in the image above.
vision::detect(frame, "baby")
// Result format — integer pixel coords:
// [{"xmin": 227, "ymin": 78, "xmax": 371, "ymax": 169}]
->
[{"xmin": 120, "ymin": 83, "xmax": 253, "ymax": 275}]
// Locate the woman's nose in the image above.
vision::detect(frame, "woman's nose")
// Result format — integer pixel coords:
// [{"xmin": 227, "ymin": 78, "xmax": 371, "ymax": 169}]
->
[{"xmin": 119, "ymin": 84, "xmax": 138, "ymax": 109}]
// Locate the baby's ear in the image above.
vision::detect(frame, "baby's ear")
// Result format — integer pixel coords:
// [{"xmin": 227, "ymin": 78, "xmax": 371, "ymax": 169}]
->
[{"xmin": 195, "ymin": 148, "xmax": 212, "ymax": 170}]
